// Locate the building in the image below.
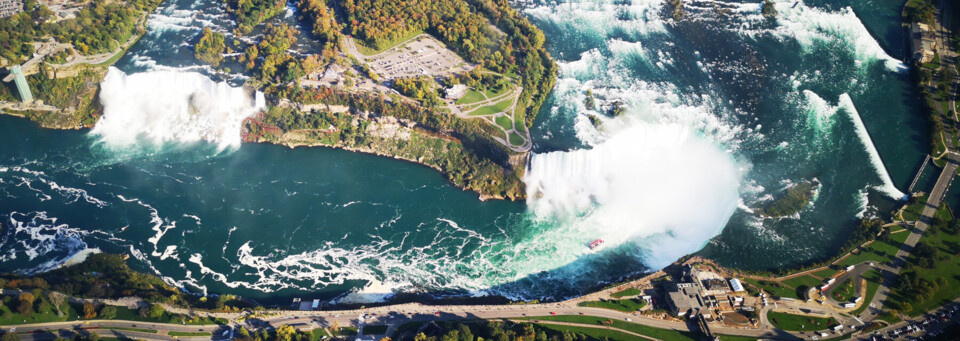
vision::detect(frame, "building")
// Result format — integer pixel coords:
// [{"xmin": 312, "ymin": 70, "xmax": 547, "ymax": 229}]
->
[
  {"xmin": 911, "ymin": 22, "xmax": 937, "ymax": 64},
  {"xmin": 10, "ymin": 65, "xmax": 34, "ymax": 103},
  {"xmin": 729, "ymin": 278, "xmax": 745, "ymax": 292},
  {"xmin": 444, "ymin": 84, "xmax": 467, "ymax": 99},
  {"xmin": 666, "ymin": 282, "xmax": 703, "ymax": 317},
  {"xmin": 0, "ymin": 0, "xmax": 22, "ymax": 18}
]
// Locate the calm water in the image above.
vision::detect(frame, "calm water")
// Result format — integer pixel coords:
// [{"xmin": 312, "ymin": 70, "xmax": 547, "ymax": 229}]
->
[{"xmin": 0, "ymin": 0, "xmax": 930, "ymax": 303}]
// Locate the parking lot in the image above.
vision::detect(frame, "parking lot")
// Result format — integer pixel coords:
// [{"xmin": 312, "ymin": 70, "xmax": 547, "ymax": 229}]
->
[{"xmin": 364, "ymin": 36, "xmax": 473, "ymax": 80}]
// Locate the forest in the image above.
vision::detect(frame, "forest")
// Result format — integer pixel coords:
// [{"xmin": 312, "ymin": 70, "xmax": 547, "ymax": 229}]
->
[
  {"xmin": 335, "ymin": 0, "xmax": 556, "ymax": 127},
  {"xmin": 226, "ymin": 0, "xmax": 286, "ymax": 35},
  {"xmin": 0, "ymin": 0, "xmax": 161, "ymax": 63},
  {"xmin": 195, "ymin": 27, "xmax": 226, "ymax": 67}
]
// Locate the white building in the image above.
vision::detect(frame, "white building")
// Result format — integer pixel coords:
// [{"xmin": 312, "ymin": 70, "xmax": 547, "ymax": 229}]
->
[{"xmin": 445, "ymin": 84, "xmax": 467, "ymax": 99}]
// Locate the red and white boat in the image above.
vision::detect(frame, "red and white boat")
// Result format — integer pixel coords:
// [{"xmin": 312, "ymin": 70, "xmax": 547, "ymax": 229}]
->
[{"xmin": 588, "ymin": 238, "xmax": 604, "ymax": 250}]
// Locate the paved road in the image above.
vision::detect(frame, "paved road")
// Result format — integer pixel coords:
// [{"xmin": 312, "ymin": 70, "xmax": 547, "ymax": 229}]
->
[{"xmin": 868, "ymin": 152, "xmax": 959, "ymax": 323}]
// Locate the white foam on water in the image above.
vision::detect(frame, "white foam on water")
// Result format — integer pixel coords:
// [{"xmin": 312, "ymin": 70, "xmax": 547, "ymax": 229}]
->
[
  {"xmin": 92, "ymin": 67, "xmax": 265, "ymax": 150},
  {"xmin": 0, "ymin": 211, "xmax": 92, "ymax": 274},
  {"xmin": 837, "ymin": 94, "xmax": 905, "ymax": 199},
  {"xmin": 525, "ymin": 123, "xmax": 741, "ymax": 268},
  {"xmin": 730, "ymin": 0, "xmax": 907, "ymax": 72},
  {"xmin": 523, "ymin": 0, "xmax": 668, "ymax": 42}
]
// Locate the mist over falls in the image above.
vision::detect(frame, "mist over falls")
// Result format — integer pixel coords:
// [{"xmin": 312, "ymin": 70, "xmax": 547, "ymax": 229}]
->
[
  {"xmin": 92, "ymin": 67, "xmax": 265, "ymax": 150},
  {"xmin": 0, "ymin": 0, "xmax": 930, "ymax": 302}
]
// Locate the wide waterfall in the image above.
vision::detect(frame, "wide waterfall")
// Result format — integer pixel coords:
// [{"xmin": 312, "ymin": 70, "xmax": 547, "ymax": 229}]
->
[
  {"xmin": 92, "ymin": 67, "xmax": 265, "ymax": 150},
  {"xmin": 524, "ymin": 123, "xmax": 741, "ymax": 268}
]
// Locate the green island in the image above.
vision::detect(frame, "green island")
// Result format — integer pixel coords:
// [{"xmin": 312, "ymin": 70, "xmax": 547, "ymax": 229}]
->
[
  {"xmin": 754, "ymin": 180, "xmax": 817, "ymax": 218},
  {"xmin": 4, "ymin": 0, "xmax": 960, "ymax": 340}
]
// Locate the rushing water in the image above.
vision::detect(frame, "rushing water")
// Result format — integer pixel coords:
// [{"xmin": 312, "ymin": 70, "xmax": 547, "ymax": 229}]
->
[{"xmin": 0, "ymin": 0, "xmax": 929, "ymax": 303}]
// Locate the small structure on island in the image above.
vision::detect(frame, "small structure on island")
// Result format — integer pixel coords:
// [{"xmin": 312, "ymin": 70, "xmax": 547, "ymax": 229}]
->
[
  {"xmin": 6, "ymin": 65, "xmax": 34, "ymax": 103},
  {"xmin": 444, "ymin": 84, "xmax": 467, "ymax": 99},
  {"xmin": 911, "ymin": 22, "xmax": 937, "ymax": 64}
]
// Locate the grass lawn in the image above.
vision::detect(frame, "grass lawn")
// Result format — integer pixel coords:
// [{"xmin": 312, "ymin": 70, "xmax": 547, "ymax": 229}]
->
[
  {"xmin": 456, "ymin": 89, "xmax": 486, "ymax": 105},
  {"xmin": 609, "ymin": 288, "xmax": 641, "ymax": 298},
  {"xmin": 494, "ymin": 114, "xmax": 513, "ymax": 131},
  {"xmin": 484, "ymin": 86, "xmax": 511, "ymax": 99},
  {"xmin": 535, "ymin": 324, "xmax": 638, "ymax": 341},
  {"xmin": 890, "ymin": 230, "xmax": 911, "ymax": 245},
  {"xmin": 901, "ymin": 196, "xmax": 929, "ymax": 221},
  {"xmin": 394, "ymin": 322, "xmax": 424, "ymax": 333},
  {"xmin": 887, "ymin": 216, "xmax": 960, "ymax": 316},
  {"xmin": 522, "ymin": 315, "xmax": 700, "ymax": 341},
  {"xmin": 0, "ymin": 302, "xmax": 78, "ymax": 325},
  {"xmin": 336, "ymin": 327, "xmax": 358, "ymax": 336},
  {"xmin": 837, "ymin": 238, "xmax": 902, "ymax": 267},
  {"xmin": 353, "ymin": 30, "xmax": 424, "ymax": 56},
  {"xmin": 469, "ymin": 98, "xmax": 512, "ymax": 116},
  {"xmin": 108, "ymin": 306, "xmax": 227, "ymax": 325},
  {"xmin": 309, "ymin": 328, "xmax": 329, "ymax": 341},
  {"xmin": 508, "ymin": 132, "xmax": 524, "ymax": 146},
  {"xmin": 767, "ymin": 311, "xmax": 837, "ymax": 331},
  {"xmin": 850, "ymin": 270, "xmax": 882, "ymax": 316},
  {"xmin": 168, "ymin": 331, "xmax": 211, "ymax": 337},
  {"xmin": 876, "ymin": 311, "xmax": 902, "ymax": 325},
  {"xmin": 717, "ymin": 335, "xmax": 767, "ymax": 341},
  {"xmin": 363, "ymin": 325, "xmax": 388, "ymax": 334},
  {"xmin": 831, "ymin": 278, "xmax": 856, "ymax": 302},
  {"xmin": 104, "ymin": 327, "xmax": 157, "ymax": 333},
  {"xmin": 742, "ymin": 278, "xmax": 797, "ymax": 299},
  {"xmin": 577, "ymin": 298, "xmax": 646, "ymax": 312},
  {"xmin": 783, "ymin": 275, "xmax": 822, "ymax": 290},
  {"xmin": 513, "ymin": 107, "xmax": 527, "ymax": 134},
  {"xmin": 813, "ymin": 268, "xmax": 840, "ymax": 279}
]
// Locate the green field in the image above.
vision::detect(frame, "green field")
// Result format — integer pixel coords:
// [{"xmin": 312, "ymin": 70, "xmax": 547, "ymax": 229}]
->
[
  {"xmin": 900, "ymin": 196, "xmax": 929, "ymax": 221},
  {"xmin": 577, "ymin": 298, "xmax": 646, "ymax": 312},
  {"xmin": 887, "ymin": 215, "xmax": 960, "ymax": 315},
  {"xmin": 536, "ymin": 324, "xmax": 638, "ymax": 341},
  {"xmin": 813, "ymin": 268, "xmax": 840, "ymax": 280},
  {"xmin": 494, "ymin": 115, "xmax": 513, "ymax": 131},
  {"xmin": 508, "ymin": 132, "xmax": 524, "ymax": 146},
  {"xmin": 742, "ymin": 278, "xmax": 797, "ymax": 299},
  {"xmin": 0, "ymin": 302, "xmax": 78, "ymax": 325},
  {"xmin": 837, "ymin": 238, "xmax": 902, "ymax": 267},
  {"xmin": 353, "ymin": 30, "xmax": 424, "ymax": 56},
  {"xmin": 456, "ymin": 89, "xmax": 486, "ymax": 105},
  {"xmin": 484, "ymin": 86, "xmax": 511, "ymax": 99},
  {"xmin": 469, "ymin": 98, "xmax": 513, "ymax": 116},
  {"xmin": 523, "ymin": 315, "xmax": 699, "ymax": 341},
  {"xmin": 609, "ymin": 288, "xmax": 641, "ymax": 298},
  {"xmin": 104, "ymin": 327, "xmax": 158, "ymax": 333},
  {"xmin": 363, "ymin": 325, "xmax": 388, "ymax": 334},
  {"xmin": 850, "ymin": 270, "xmax": 882, "ymax": 316},
  {"xmin": 767, "ymin": 311, "xmax": 837, "ymax": 331},
  {"xmin": 831, "ymin": 278, "xmax": 856, "ymax": 302},
  {"xmin": 783, "ymin": 275, "xmax": 822, "ymax": 290},
  {"xmin": 309, "ymin": 328, "xmax": 330, "ymax": 341},
  {"xmin": 513, "ymin": 107, "xmax": 527, "ymax": 134},
  {"xmin": 168, "ymin": 331, "xmax": 212, "ymax": 337}
]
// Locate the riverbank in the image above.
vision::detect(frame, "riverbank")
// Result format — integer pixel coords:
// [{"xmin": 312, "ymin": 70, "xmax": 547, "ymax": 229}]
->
[{"xmin": 245, "ymin": 106, "xmax": 527, "ymax": 201}]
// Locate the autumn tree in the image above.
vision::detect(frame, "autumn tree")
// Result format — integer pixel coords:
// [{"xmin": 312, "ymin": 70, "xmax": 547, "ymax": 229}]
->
[{"xmin": 17, "ymin": 292, "xmax": 35, "ymax": 316}]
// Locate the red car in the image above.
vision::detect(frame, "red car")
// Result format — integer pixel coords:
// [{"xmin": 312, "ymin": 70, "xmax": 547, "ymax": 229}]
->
[{"xmin": 550, "ymin": 312, "xmax": 556, "ymax": 315}]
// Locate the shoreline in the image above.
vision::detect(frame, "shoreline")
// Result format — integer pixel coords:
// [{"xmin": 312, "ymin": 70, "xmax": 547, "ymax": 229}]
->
[{"xmin": 259, "ymin": 138, "xmax": 515, "ymax": 202}]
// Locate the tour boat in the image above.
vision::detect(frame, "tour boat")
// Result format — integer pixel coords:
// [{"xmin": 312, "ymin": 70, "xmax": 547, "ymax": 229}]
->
[{"xmin": 588, "ymin": 238, "xmax": 605, "ymax": 250}]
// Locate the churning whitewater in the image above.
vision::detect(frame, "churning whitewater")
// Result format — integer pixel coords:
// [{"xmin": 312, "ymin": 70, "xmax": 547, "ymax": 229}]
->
[
  {"xmin": 93, "ymin": 67, "xmax": 265, "ymax": 150},
  {"xmin": 0, "ymin": 0, "xmax": 928, "ymax": 302},
  {"xmin": 525, "ymin": 124, "xmax": 741, "ymax": 268}
]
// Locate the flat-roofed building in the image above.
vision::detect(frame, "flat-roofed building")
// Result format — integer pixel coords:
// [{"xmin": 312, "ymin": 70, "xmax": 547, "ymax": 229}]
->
[{"xmin": 911, "ymin": 22, "xmax": 937, "ymax": 64}]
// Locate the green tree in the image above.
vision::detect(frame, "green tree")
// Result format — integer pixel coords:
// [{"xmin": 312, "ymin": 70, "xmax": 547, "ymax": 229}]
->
[
  {"xmin": 195, "ymin": 27, "xmax": 226, "ymax": 66},
  {"xmin": 17, "ymin": 292, "xmax": 35, "ymax": 316},
  {"xmin": 99, "ymin": 306, "xmax": 117, "ymax": 320},
  {"xmin": 147, "ymin": 304, "xmax": 165, "ymax": 319}
]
